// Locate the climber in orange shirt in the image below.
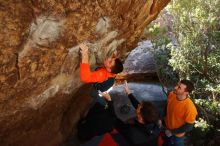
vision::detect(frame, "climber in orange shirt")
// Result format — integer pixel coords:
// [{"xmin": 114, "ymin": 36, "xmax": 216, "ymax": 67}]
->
[
  {"xmin": 79, "ymin": 43, "xmax": 123, "ymax": 106},
  {"xmin": 158, "ymin": 80, "xmax": 198, "ymax": 146},
  {"xmin": 79, "ymin": 43, "xmax": 123, "ymax": 83}
]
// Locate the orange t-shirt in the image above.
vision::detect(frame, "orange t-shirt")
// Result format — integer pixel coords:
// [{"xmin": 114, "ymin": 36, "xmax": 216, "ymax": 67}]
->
[
  {"xmin": 165, "ymin": 92, "xmax": 198, "ymax": 137},
  {"xmin": 80, "ymin": 63, "xmax": 116, "ymax": 83}
]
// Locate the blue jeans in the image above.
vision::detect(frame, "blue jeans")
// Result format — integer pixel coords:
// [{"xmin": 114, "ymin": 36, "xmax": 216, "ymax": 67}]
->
[{"xmin": 163, "ymin": 135, "xmax": 185, "ymax": 146}]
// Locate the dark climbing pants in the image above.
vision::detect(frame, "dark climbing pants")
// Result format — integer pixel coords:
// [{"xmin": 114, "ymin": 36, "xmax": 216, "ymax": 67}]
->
[{"xmin": 77, "ymin": 102, "xmax": 117, "ymax": 141}]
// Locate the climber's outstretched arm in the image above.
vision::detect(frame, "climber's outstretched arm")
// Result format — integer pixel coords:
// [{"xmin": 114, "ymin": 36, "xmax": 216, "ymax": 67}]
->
[
  {"xmin": 79, "ymin": 43, "xmax": 89, "ymax": 64},
  {"xmin": 79, "ymin": 43, "xmax": 108, "ymax": 83}
]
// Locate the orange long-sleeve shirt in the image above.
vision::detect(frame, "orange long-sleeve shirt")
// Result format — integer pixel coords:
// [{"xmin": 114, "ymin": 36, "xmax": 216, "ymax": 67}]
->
[{"xmin": 80, "ymin": 63, "xmax": 116, "ymax": 83}]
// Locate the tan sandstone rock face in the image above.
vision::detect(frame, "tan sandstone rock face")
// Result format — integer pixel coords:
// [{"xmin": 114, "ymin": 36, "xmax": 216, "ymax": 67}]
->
[{"xmin": 0, "ymin": 0, "xmax": 170, "ymax": 145}]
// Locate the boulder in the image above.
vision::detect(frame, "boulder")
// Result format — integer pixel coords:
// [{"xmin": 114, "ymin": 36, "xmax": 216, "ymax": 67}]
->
[{"xmin": 0, "ymin": 1, "xmax": 170, "ymax": 145}]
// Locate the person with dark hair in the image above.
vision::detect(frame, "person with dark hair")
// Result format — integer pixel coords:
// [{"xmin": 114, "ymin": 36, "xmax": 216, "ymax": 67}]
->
[
  {"xmin": 79, "ymin": 43, "xmax": 123, "ymax": 106},
  {"xmin": 79, "ymin": 43, "xmax": 123, "ymax": 83},
  {"xmin": 121, "ymin": 83, "xmax": 160, "ymax": 125},
  {"xmin": 77, "ymin": 82, "xmax": 160, "ymax": 145},
  {"xmin": 140, "ymin": 102, "xmax": 160, "ymax": 124},
  {"xmin": 159, "ymin": 80, "xmax": 198, "ymax": 146},
  {"xmin": 111, "ymin": 58, "xmax": 124, "ymax": 74},
  {"xmin": 112, "ymin": 82, "xmax": 160, "ymax": 146}
]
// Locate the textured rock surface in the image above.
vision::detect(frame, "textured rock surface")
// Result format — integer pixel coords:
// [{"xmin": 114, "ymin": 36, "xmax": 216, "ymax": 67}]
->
[
  {"xmin": 124, "ymin": 40, "xmax": 155, "ymax": 74},
  {"xmin": 0, "ymin": 0, "xmax": 170, "ymax": 146}
]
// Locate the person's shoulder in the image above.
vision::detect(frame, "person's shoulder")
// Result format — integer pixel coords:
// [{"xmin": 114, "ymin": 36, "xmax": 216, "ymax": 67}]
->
[
  {"xmin": 169, "ymin": 91, "xmax": 175, "ymax": 95},
  {"xmin": 185, "ymin": 98, "xmax": 198, "ymax": 112},
  {"xmin": 99, "ymin": 67, "xmax": 116, "ymax": 77},
  {"xmin": 168, "ymin": 91, "xmax": 176, "ymax": 99},
  {"xmin": 186, "ymin": 97, "xmax": 195, "ymax": 106},
  {"xmin": 95, "ymin": 67, "xmax": 109, "ymax": 79},
  {"xmin": 96, "ymin": 67, "xmax": 107, "ymax": 71}
]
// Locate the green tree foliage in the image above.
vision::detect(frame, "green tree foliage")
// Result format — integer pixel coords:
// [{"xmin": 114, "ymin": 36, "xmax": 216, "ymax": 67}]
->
[
  {"xmin": 144, "ymin": 0, "xmax": 220, "ymax": 145},
  {"xmin": 168, "ymin": 0, "xmax": 220, "ymax": 100},
  {"xmin": 144, "ymin": 21, "xmax": 179, "ymax": 93}
]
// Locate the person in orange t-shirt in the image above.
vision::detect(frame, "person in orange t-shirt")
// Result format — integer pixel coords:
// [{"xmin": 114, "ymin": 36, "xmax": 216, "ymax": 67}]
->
[
  {"xmin": 159, "ymin": 80, "xmax": 198, "ymax": 146},
  {"xmin": 79, "ymin": 43, "xmax": 123, "ymax": 83}
]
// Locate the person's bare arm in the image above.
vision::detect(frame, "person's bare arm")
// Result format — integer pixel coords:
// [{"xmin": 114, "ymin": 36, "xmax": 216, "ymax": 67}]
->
[
  {"xmin": 124, "ymin": 80, "xmax": 140, "ymax": 108},
  {"xmin": 124, "ymin": 80, "xmax": 132, "ymax": 95},
  {"xmin": 79, "ymin": 43, "xmax": 89, "ymax": 64},
  {"xmin": 79, "ymin": 44, "xmax": 108, "ymax": 83}
]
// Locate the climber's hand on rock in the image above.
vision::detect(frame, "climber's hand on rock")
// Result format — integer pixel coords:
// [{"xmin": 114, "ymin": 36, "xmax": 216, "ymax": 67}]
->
[
  {"xmin": 79, "ymin": 43, "xmax": 89, "ymax": 63},
  {"xmin": 79, "ymin": 43, "xmax": 88, "ymax": 55}
]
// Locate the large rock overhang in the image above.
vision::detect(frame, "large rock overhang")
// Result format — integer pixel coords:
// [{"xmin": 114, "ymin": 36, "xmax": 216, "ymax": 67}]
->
[{"xmin": 0, "ymin": 1, "xmax": 170, "ymax": 146}]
